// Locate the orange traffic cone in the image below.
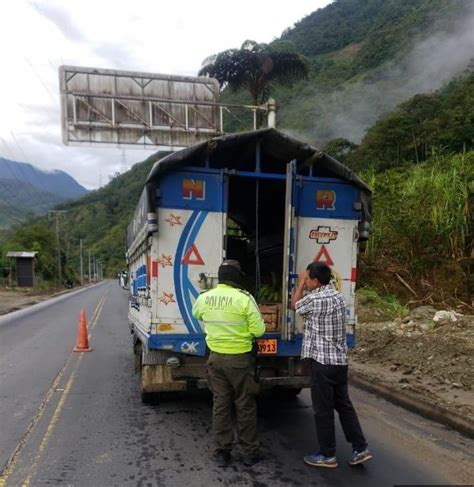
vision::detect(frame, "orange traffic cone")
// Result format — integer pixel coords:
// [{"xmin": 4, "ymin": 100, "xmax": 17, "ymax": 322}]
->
[{"xmin": 73, "ymin": 309, "xmax": 92, "ymax": 352}]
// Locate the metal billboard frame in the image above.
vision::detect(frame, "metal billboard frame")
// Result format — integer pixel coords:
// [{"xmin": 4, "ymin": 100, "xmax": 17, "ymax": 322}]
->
[
  {"xmin": 59, "ymin": 66, "xmax": 225, "ymax": 150},
  {"xmin": 59, "ymin": 66, "xmax": 273, "ymax": 150}
]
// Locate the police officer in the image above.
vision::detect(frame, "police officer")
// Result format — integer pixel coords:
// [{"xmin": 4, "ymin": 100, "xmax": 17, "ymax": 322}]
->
[{"xmin": 192, "ymin": 260, "xmax": 265, "ymax": 468}]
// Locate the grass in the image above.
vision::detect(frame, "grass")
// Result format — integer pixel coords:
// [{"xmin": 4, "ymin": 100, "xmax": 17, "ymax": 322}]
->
[{"xmin": 357, "ymin": 287, "xmax": 409, "ymax": 320}]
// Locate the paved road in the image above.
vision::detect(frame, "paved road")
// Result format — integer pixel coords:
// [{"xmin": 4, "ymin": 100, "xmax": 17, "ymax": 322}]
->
[{"xmin": 1, "ymin": 281, "xmax": 473, "ymax": 486}]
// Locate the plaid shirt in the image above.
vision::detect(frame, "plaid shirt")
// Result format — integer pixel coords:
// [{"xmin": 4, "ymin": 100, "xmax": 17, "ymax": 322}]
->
[{"xmin": 295, "ymin": 284, "xmax": 347, "ymax": 365}]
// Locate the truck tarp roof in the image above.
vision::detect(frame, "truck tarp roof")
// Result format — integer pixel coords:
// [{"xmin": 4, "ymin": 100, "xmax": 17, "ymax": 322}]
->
[{"xmin": 144, "ymin": 128, "xmax": 371, "ymax": 220}]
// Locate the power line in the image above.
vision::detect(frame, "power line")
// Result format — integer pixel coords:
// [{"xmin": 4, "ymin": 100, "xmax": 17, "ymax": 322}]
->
[
  {"xmin": 0, "ymin": 196, "xmax": 25, "ymax": 224},
  {"xmin": 25, "ymin": 57, "xmax": 56, "ymax": 104},
  {"xmin": 0, "ymin": 136, "xmax": 17, "ymax": 161},
  {"xmin": 10, "ymin": 131, "xmax": 30, "ymax": 165}
]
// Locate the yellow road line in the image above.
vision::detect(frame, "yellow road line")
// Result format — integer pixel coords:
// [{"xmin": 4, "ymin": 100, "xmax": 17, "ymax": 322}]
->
[
  {"xmin": 0, "ymin": 295, "xmax": 106, "ymax": 487},
  {"xmin": 21, "ymin": 296, "xmax": 106, "ymax": 487}
]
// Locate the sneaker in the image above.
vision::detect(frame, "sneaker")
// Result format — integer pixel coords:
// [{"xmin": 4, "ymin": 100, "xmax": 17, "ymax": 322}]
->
[
  {"xmin": 303, "ymin": 452, "xmax": 338, "ymax": 468},
  {"xmin": 242, "ymin": 453, "xmax": 264, "ymax": 467},
  {"xmin": 349, "ymin": 449, "xmax": 372, "ymax": 466},
  {"xmin": 214, "ymin": 449, "xmax": 231, "ymax": 468}
]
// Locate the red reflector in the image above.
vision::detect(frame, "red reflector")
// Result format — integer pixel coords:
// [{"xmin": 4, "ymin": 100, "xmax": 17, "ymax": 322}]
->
[
  {"xmin": 152, "ymin": 261, "xmax": 158, "ymax": 278},
  {"xmin": 351, "ymin": 268, "xmax": 357, "ymax": 282}
]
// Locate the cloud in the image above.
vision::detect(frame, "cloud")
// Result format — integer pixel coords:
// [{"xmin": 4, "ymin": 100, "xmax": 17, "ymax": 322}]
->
[
  {"xmin": 30, "ymin": 2, "xmax": 86, "ymax": 42},
  {"xmin": 92, "ymin": 42, "xmax": 137, "ymax": 70},
  {"xmin": 18, "ymin": 103, "xmax": 59, "ymax": 127}
]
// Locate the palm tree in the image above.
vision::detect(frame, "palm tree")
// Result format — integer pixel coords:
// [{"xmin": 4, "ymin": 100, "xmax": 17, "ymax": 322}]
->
[{"xmin": 199, "ymin": 40, "xmax": 309, "ymax": 109}]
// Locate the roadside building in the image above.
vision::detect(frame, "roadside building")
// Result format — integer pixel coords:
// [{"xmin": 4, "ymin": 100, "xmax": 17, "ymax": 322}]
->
[{"xmin": 6, "ymin": 251, "xmax": 38, "ymax": 287}]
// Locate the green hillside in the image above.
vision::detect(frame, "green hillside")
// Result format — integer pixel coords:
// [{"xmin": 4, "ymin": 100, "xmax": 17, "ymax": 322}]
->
[
  {"xmin": 280, "ymin": 0, "xmax": 466, "ymax": 69},
  {"xmin": 0, "ymin": 179, "xmax": 64, "ymax": 228},
  {"xmin": 223, "ymin": 0, "xmax": 473, "ymax": 146},
  {"xmin": 0, "ymin": 158, "xmax": 156, "ymax": 283},
  {"xmin": 1, "ymin": 0, "xmax": 472, "ymax": 304}
]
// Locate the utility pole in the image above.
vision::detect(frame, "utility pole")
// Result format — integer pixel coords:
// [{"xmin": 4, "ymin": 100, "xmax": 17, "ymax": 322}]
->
[
  {"xmin": 48, "ymin": 210, "xmax": 67, "ymax": 287},
  {"xmin": 79, "ymin": 239, "xmax": 83, "ymax": 285},
  {"xmin": 88, "ymin": 250, "xmax": 91, "ymax": 284}
]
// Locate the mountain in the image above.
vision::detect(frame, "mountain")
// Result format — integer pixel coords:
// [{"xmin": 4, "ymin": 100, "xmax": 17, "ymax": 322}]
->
[
  {"xmin": 223, "ymin": 0, "xmax": 474, "ymax": 147},
  {"xmin": 0, "ymin": 158, "xmax": 88, "ymax": 228},
  {"xmin": 0, "ymin": 158, "xmax": 88, "ymax": 199},
  {"xmin": 0, "ymin": 179, "xmax": 64, "ymax": 227}
]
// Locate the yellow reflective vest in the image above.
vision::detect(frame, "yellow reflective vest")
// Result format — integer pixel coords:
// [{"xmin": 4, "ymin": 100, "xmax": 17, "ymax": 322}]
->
[{"xmin": 192, "ymin": 284, "xmax": 265, "ymax": 354}]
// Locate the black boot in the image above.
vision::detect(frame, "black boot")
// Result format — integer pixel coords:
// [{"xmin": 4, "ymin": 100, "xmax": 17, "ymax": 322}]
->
[
  {"xmin": 242, "ymin": 452, "xmax": 263, "ymax": 467},
  {"xmin": 214, "ymin": 449, "xmax": 231, "ymax": 468}
]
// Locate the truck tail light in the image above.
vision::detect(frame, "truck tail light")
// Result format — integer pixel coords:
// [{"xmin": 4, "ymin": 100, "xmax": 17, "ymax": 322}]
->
[{"xmin": 351, "ymin": 268, "xmax": 357, "ymax": 282}]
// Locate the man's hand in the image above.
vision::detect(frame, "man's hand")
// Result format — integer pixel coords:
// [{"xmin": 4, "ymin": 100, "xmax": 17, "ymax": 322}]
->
[
  {"xmin": 298, "ymin": 270, "xmax": 308, "ymax": 284},
  {"xmin": 290, "ymin": 270, "xmax": 308, "ymax": 311}
]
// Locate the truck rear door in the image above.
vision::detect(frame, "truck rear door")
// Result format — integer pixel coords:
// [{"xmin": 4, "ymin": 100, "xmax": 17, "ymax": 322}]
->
[
  {"xmin": 151, "ymin": 169, "xmax": 226, "ymax": 354},
  {"xmin": 294, "ymin": 177, "xmax": 360, "ymax": 337}
]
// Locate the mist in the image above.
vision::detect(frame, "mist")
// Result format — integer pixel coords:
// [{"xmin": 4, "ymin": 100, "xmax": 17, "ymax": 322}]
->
[{"xmin": 308, "ymin": 3, "xmax": 474, "ymax": 146}]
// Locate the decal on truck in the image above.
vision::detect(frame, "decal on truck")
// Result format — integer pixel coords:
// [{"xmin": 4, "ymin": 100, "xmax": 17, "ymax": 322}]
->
[
  {"xmin": 314, "ymin": 245, "xmax": 334, "ymax": 266},
  {"xmin": 309, "ymin": 226, "xmax": 338, "ymax": 244},
  {"xmin": 182, "ymin": 179, "xmax": 205, "ymax": 200},
  {"xmin": 181, "ymin": 243, "xmax": 205, "ymax": 265},
  {"xmin": 159, "ymin": 292, "xmax": 176, "ymax": 305},
  {"xmin": 165, "ymin": 214, "xmax": 183, "ymax": 227},
  {"xmin": 181, "ymin": 341, "xmax": 199, "ymax": 353},
  {"xmin": 316, "ymin": 189, "xmax": 336, "ymax": 210},
  {"xmin": 157, "ymin": 254, "xmax": 173, "ymax": 268}
]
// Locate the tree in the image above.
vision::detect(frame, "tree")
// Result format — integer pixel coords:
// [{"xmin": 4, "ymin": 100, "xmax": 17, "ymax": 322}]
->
[
  {"xmin": 323, "ymin": 138, "xmax": 358, "ymax": 163},
  {"xmin": 199, "ymin": 40, "xmax": 309, "ymax": 111},
  {"xmin": 6, "ymin": 224, "xmax": 57, "ymax": 280}
]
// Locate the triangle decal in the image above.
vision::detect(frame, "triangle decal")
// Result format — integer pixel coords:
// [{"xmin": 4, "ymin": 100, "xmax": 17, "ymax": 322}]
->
[
  {"xmin": 314, "ymin": 245, "xmax": 334, "ymax": 266},
  {"xmin": 182, "ymin": 243, "xmax": 205, "ymax": 265}
]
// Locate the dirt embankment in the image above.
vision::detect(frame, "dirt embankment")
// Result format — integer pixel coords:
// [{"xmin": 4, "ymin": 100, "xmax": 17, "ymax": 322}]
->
[
  {"xmin": 0, "ymin": 286, "xmax": 80, "ymax": 315},
  {"xmin": 351, "ymin": 305, "xmax": 474, "ymax": 424}
]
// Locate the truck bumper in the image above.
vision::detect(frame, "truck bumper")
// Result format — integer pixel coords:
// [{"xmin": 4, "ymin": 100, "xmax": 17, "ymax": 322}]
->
[{"xmin": 177, "ymin": 376, "xmax": 311, "ymax": 391}]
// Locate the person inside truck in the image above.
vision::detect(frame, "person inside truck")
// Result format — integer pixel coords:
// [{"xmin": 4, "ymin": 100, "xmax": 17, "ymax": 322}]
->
[
  {"xmin": 291, "ymin": 262, "xmax": 372, "ymax": 469},
  {"xmin": 192, "ymin": 259, "xmax": 266, "ymax": 468}
]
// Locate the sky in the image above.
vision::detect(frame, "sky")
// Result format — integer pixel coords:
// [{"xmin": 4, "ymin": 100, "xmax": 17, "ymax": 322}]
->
[{"xmin": 0, "ymin": 0, "xmax": 332, "ymax": 189}]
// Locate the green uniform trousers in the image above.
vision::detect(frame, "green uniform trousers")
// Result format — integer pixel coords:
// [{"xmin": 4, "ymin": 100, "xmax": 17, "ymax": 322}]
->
[{"xmin": 207, "ymin": 351, "xmax": 260, "ymax": 454}]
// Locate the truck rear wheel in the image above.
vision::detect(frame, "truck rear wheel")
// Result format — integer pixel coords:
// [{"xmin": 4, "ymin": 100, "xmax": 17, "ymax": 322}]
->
[{"xmin": 141, "ymin": 389, "xmax": 157, "ymax": 404}]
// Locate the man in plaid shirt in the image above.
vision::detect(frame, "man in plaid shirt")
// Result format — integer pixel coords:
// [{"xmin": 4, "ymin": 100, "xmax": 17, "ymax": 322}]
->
[{"xmin": 291, "ymin": 262, "xmax": 372, "ymax": 469}]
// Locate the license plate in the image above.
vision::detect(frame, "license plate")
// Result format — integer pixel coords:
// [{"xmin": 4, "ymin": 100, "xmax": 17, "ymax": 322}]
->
[{"xmin": 257, "ymin": 338, "xmax": 278, "ymax": 355}]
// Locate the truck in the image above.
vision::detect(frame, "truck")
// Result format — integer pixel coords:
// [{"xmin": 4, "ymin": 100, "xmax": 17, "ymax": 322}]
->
[{"xmin": 126, "ymin": 128, "xmax": 371, "ymax": 402}]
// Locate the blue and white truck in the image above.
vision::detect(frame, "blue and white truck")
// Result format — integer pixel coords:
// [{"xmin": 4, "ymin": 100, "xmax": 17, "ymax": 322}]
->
[{"xmin": 126, "ymin": 128, "xmax": 371, "ymax": 402}]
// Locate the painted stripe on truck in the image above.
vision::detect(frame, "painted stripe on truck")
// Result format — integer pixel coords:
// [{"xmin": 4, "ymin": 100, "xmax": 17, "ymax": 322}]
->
[{"xmin": 174, "ymin": 210, "xmax": 207, "ymax": 334}]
